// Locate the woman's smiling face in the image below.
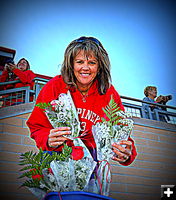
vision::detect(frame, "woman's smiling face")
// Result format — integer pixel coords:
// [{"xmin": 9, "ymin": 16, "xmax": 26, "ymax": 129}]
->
[
  {"xmin": 17, "ymin": 59, "xmax": 28, "ymax": 71},
  {"xmin": 73, "ymin": 50, "xmax": 99, "ymax": 93}
]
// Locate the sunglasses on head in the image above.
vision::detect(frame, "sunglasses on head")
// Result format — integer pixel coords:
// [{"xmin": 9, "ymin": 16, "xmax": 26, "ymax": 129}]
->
[{"xmin": 75, "ymin": 37, "xmax": 100, "ymax": 45}]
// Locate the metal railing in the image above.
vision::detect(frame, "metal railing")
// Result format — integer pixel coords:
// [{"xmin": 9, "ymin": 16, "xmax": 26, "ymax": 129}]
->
[
  {"xmin": 33, "ymin": 77, "xmax": 50, "ymax": 97},
  {"xmin": 121, "ymin": 96, "xmax": 176, "ymax": 125},
  {"xmin": 0, "ymin": 77, "xmax": 48, "ymax": 107},
  {"xmin": 0, "ymin": 85, "xmax": 34, "ymax": 107},
  {"xmin": 0, "ymin": 79, "xmax": 176, "ymax": 124}
]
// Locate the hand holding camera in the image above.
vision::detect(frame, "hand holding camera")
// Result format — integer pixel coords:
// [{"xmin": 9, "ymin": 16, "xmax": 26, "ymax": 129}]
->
[
  {"xmin": 156, "ymin": 95, "xmax": 172, "ymax": 104},
  {"xmin": 5, "ymin": 63, "xmax": 17, "ymax": 72},
  {"xmin": 4, "ymin": 58, "xmax": 16, "ymax": 72}
]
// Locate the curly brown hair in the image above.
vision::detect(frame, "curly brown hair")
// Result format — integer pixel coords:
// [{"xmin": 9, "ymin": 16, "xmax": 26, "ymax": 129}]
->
[
  {"xmin": 144, "ymin": 86, "xmax": 157, "ymax": 97},
  {"xmin": 61, "ymin": 36, "xmax": 111, "ymax": 95}
]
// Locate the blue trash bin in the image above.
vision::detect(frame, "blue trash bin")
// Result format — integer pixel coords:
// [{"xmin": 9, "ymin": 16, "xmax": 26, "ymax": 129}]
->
[{"xmin": 44, "ymin": 191, "xmax": 116, "ymax": 200}]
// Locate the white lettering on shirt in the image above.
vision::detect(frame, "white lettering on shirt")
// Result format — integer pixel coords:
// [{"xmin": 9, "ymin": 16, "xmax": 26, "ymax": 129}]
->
[{"xmin": 77, "ymin": 108, "xmax": 100, "ymax": 124}]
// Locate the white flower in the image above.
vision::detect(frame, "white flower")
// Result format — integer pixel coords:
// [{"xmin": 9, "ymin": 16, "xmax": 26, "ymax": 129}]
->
[
  {"xmin": 39, "ymin": 182, "xmax": 46, "ymax": 189},
  {"xmin": 50, "ymin": 100, "xmax": 60, "ymax": 106},
  {"xmin": 57, "ymin": 112, "xmax": 68, "ymax": 123},
  {"xmin": 48, "ymin": 173, "xmax": 55, "ymax": 183},
  {"xmin": 58, "ymin": 93, "xmax": 72, "ymax": 110}
]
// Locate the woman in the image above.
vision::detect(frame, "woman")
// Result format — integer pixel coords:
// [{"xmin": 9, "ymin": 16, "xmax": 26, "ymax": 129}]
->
[
  {"xmin": 142, "ymin": 86, "xmax": 167, "ymax": 122},
  {"xmin": 0, "ymin": 58, "xmax": 36, "ymax": 90},
  {"xmin": 0, "ymin": 58, "xmax": 36, "ymax": 106},
  {"xmin": 27, "ymin": 36, "xmax": 137, "ymax": 166}
]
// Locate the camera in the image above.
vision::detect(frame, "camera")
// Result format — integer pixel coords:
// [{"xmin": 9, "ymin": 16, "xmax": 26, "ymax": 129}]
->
[
  {"xmin": 6, "ymin": 58, "xmax": 14, "ymax": 64},
  {"xmin": 161, "ymin": 95, "xmax": 172, "ymax": 101},
  {"xmin": 5, "ymin": 58, "xmax": 15, "ymax": 72},
  {"xmin": 165, "ymin": 95, "xmax": 172, "ymax": 101},
  {"xmin": 158, "ymin": 95, "xmax": 172, "ymax": 104}
]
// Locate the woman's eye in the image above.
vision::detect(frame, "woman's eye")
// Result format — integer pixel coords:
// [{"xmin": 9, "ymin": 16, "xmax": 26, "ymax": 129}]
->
[
  {"xmin": 76, "ymin": 60, "xmax": 84, "ymax": 64},
  {"xmin": 89, "ymin": 61, "xmax": 97, "ymax": 65}
]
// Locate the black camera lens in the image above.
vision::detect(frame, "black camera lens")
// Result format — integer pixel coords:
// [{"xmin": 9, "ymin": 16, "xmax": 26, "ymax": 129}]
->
[{"xmin": 166, "ymin": 95, "xmax": 172, "ymax": 100}]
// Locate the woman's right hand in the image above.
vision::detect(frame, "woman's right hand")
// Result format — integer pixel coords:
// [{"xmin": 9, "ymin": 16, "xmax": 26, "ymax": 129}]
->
[
  {"xmin": 48, "ymin": 127, "xmax": 71, "ymax": 148},
  {"xmin": 4, "ymin": 64, "xmax": 9, "ymax": 71},
  {"xmin": 156, "ymin": 95, "xmax": 164, "ymax": 103}
]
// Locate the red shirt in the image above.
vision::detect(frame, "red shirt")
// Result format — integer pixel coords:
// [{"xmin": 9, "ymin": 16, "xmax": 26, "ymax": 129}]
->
[
  {"xmin": 0, "ymin": 68, "xmax": 36, "ymax": 90},
  {"xmin": 27, "ymin": 75, "xmax": 137, "ymax": 166}
]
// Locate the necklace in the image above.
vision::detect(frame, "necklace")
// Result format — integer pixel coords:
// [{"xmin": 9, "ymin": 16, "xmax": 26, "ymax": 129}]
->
[
  {"xmin": 81, "ymin": 93, "xmax": 88, "ymax": 102},
  {"xmin": 78, "ymin": 87, "xmax": 89, "ymax": 103},
  {"xmin": 79, "ymin": 90, "xmax": 88, "ymax": 102}
]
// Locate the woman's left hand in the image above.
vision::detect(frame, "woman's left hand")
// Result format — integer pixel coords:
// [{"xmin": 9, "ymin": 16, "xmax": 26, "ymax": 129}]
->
[{"xmin": 112, "ymin": 140, "xmax": 132, "ymax": 163}]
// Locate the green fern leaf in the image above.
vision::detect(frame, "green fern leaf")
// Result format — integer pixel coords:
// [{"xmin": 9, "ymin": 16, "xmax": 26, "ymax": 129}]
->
[
  {"xmin": 19, "ymin": 170, "xmax": 33, "ymax": 178},
  {"xmin": 36, "ymin": 102, "xmax": 52, "ymax": 110},
  {"xmin": 101, "ymin": 117, "xmax": 107, "ymax": 122},
  {"xmin": 102, "ymin": 95, "xmax": 122, "ymax": 129},
  {"xmin": 19, "ymin": 165, "xmax": 33, "ymax": 172}
]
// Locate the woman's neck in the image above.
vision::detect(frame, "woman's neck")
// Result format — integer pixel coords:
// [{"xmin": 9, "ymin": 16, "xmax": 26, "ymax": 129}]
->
[
  {"xmin": 76, "ymin": 82, "xmax": 93, "ymax": 95},
  {"xmin": 78, "ymin": 87, "xmax": 89, "ymax": 95},
  {"xmin": 148, "ymin": 94, "xmax": 155, "ymax": 100}
]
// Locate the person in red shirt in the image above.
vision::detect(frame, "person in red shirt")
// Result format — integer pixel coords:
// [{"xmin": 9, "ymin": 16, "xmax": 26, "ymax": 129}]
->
[
  {"xmin": 27, "ymin": 36, "xmax": 137, "ymax": 166},
  {"xmin": 0, "ymin": 58, "xmax": 36, "ymax": 90},
  {"xmin": 0, "ymin": 58, "xmax": 36, "ymax": 106}
]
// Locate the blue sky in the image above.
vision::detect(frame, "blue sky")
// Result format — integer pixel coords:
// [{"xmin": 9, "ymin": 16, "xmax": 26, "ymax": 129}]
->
[{"xmin": 1, "ymin": 0, "xmax": 176, "ymax": 106}]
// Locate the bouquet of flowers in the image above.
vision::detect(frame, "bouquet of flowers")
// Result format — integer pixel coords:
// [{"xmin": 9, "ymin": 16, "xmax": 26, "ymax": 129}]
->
[
  {"xmin": 92, "ymin": 96, "xmax": 133, "ymax": 195},
  {"xmin": 19, "ymin": 92, "xmax": 133, "ymax": 199},
  {"xmin": 36, "ymin": 91, "xmax": 80, "ymax": 139},
  {"xmin": 19, "ymin": 138, "xmax": 96, "ymax": 199},
  {"xmin": 93, "ymin": 96, "xmax": 133, "ymax": 162}
]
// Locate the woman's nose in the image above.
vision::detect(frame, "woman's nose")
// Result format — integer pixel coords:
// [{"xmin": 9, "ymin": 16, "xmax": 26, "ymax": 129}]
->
[{"xmin": 82, "ymin": 65, "xmax": 89, "ymax": 70}]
